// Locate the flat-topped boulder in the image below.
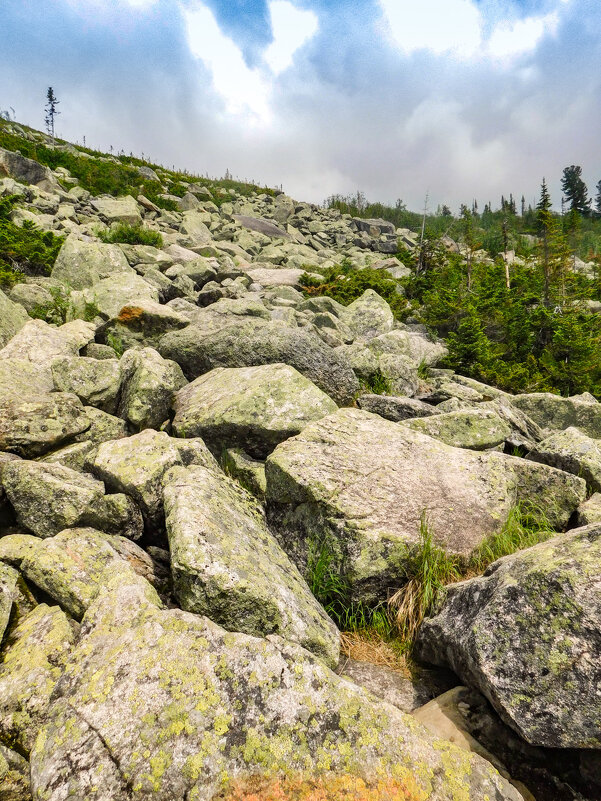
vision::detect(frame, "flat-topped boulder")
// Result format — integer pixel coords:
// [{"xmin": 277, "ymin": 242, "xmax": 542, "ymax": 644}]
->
[
  {"xmin": 403, "ymin": 408, "xmax": 512, "ymax": 451},
  {"xmin": 511, "ymin": 392, "xmax": 601, "ymax": 437},
  {"xmin": 51, "ymin": 235, "xmax": 133, "ymax": 289},
  {"xmin": 0, "ymin": 289, "xmax": 29, "ymax": 349},
  {"xmin": 90, "ymin": 195, "xmax": 142, "ymax": 225},
  {"xmin": 266, "ymin": 409, "xmax": 585, "ymax": 603}
]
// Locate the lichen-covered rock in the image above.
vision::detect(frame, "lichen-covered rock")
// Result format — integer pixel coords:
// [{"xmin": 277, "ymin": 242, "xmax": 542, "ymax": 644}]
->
[
  {"xmin": 0, "ymin": 534, "xmax": 41, "ymax": 570},
  {"xmin": 93, "ymin": 429, "xmax": 215, "ymax": 531},
  {"xmin": 69, "ymin": 272, "xmax": 159, "ymax": 320},
  {"xmin": 119, "ymin": 347, "xmax": 187, "ymax": 431},
  {"xmin": 164, "ymin": 465, "xmax": 339, "ymax": 667},
  {"xmin": 416, "ymin": 523, "xmax": 601, "ymax": 749},
  {"xmin": 511, "ymin": 391, "xmax": 601, "ymax": 437},
  {"xmin": 91, "ymin": 195, "xmax": 142, "ymax": 226},
  {"xmin": 51, "ymin": 235, "xmax": 133, "ymax": 290},
  {"xmin": 173, "ymin": 364, "xmax": 338, "ymax": 458},
  {"xmin": 21, "ymin": 528, "xmax": 168, "ymax": 620},
  {"xmin": 221, "ymin": 447, "xmax": 266, "ymax": 500},
  {"xmin": 0, "ymin": 744, "xmax": 31, "ymax": 801},
  {"xmin": 0, "ymin": 393, "xmax": 90, "ymax": 457},
  {"xmin": 527, "ymin": 426, "xmax": 601, "ymax": 492},
  {"xmin": 98, "ymin": 299, "xmax": 190, "ymax": 351},
  {"xmin": 367, "ymin": 329, "xmax": 447, "ymax": 367},
  {"xmin": 0, "ymin": 563, "xmax": 21, "ymax": 644},
  {"xmin": 2, "ymin": 460, "xmax": 142, "ymax": 540},
  {"xmin": 75, "ymin": 406, "xmax": 128, "ymax": 445},
  {"xmin": 574, "ymin": 492, "xmax": 601, "ymax": 526},
  {"xmin": 342, "ymin": 289, "xmax": 394, "ymax": 341},
  {"xmin": 0, "ymin": 289, "xmax": 29, "ymax": 349},
  {"xmin": 159, "ymin": 318, "xmax": 360, "ymax": 406},
  {"xmin": 39, "ymin": 440, "xmax": 98, "ymax": 472},
  {"xmin": 30, "ymin": 575, "xmax": 523, "ymax": 801},
  {"xmin": 403, "ymin": 408, "xmax": 512, "ymax": 451},
  {"xmin": 51, "ymin": 355, "xmax": 121, "ymax": 414},
  {"xmin": 0, "ymin": 604, "xmax": 76, "ymax": 753},
  {"xmin": 357, "ymin": 394, "xmax": 437, "ymax": 421},
  {"xmin": 266, "ymin": 409, "xmax": 585, "ymax": 603}
]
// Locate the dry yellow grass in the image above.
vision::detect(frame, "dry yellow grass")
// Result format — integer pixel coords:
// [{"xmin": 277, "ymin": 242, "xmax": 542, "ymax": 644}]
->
[{"xmin": 339, "ymin": 631, "xmax": 411, "ymax": 677}]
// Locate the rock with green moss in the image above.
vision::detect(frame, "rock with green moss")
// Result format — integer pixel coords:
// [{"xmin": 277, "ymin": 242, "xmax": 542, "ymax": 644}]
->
[
  {"xmin": 266, "ymin": 409, "xmax": 585, "ymax": 603},
  {"xmin": 403, "ymin": 408, "xmax": 513, "ymax": 451},
  {"xmin": 2, "ymin": 460, "xmax": 142, "ymax": 540},
  {"xmin": 30, "ymin": 574, "xmax": 523, "ymax": 801},
  {"xmin": 173, "ymin": 364, "xmax": 338, "ymax": 459},
  {"xmin": 91, "ymin": 195, "xmax": 142, "ymax": 226},
  {"xmin": 0, "ymin": 604, "xmax": 76, "ymax": 753},
  {"xmin": 527, "ymin": 427, "xmax": 601, "ymax": 492},
  {"xmin": 51, "ymin": 235, "xmax": 134, "ymax": 290},
  {"xmin": 93, "ymin": 429, "xmax": 215, "ymax": 531},
  {"xmin": 0, "ymin": 289, "xmax": 29, "ymax": 350},
  {"xmin": 511, "ymin": 392, "xmax": 601, "ymax": 437},
  {"xmin": 51, "ymin": 355, "xmax": 121, "ymax": 414},
  {"xmin": 119, "ymin": 347, "xmax": 187, "ymax": 431},
  {"xmin": 341, "ymin": 289, "xmax": 394, "ymax": 341},
  {"xmin": 164, "ymin": 464, "xmax": 339, "ymax": 667},
  {"xmin": 417, "ymin": 523, "xmax": 601, "ymax": 749},
  {"xmin": 39, "ymin": 440, "xmax": 98, "ymax": 472},
  {"xmin": 575, "ymin": 492, "xmax": 601, "ymax": 526},
  {"xmin": 21, "ymin": 528, "xmax": 168, "ymax": 620},
  {"xmin": 75, "ymin": 406, "xmax": 129, "ymax": 444},
  {"xmin": 367, "ymin": 329, "xmax": 447, "ymax": 367},
  {"xmin": 221, "ymin": 447, "xmax": 266, "ymax": 500},
  {"xmin": 0, "ymin": 563, "xmax": 20, "ymax": 644},
  {"xmin": 0, "ymin": 744, "xmax": 31, "ymax": 801},
  {"xmin": 158, "ymin": 318, "xmax": 360, "ymax": 406},
  {"xmin": 0, "ymin": 393, "xmax": 90, "ymax": 457},
  {"xmin": 0, "ymin": 534, "xmax": 41, "ymax": 569},
  {"xmin": 69, "ymin": 272, "xmax": 160, "ymax": 321},
  {"xmin": 357, "ymin": 394, "xmax": 437, "ymax": 421},
  {"xmin": 98, "ymin": 299, "xmax": 190, "ymax": 352}
]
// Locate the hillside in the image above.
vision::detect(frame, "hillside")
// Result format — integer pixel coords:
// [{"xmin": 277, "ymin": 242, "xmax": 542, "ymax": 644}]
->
[{"xmin": 0, "ymin": 122, "xmax": 600, "ymax": 801}]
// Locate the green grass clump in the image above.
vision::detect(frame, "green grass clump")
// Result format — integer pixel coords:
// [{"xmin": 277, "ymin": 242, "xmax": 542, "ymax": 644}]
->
[
  {"xmin": 300, "ymin": 259, "xmax": 408, "ymax": 321},
  {"xmin": 360, "ymin": 369, "xmax": 392, "ymax": 395},
  {"xmin": 99, "ymin": 222, "xmax": 163, "ymax": 247},
  {"xmin": 0, "ymin": 195, "xmax": 64, "ymax": 287}
]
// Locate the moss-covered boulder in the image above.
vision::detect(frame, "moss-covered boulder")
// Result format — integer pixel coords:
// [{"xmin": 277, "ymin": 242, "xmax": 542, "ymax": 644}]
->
[
  {"xmin": 118, "ymin": 347, "xmax": 187, "ymax": 431},
  {"xmin": 527, "ymin": 426, "xmax": 601, "ymax": 492},
  {"xmin": 0, "ymin": 743, "xmax": 31, "ymax": 801},
  {"xmin": 69, "ymin": 272, "xmax": 159, "ymax": 320},
  {"xmin": 91, "ymin": 195, "xmax": 142, "ymax": 226},
  {"xmin": 511, "ymin": 392, "xmax": 601, "ymax": 437},
  {"xmin": 2, "ymin": 460, "xmax": 142, "ymax": 540},
  {"xmin": 51, "ymin": 235, "xmax": 134, "ymax": 290},
  {"xmin": 21, "ymin": 528, "xmax": 168, "ymax": 620},
  {"xmin": 164, "ymin": 465, "xmax": 339, "ymax": 667},
  {"xmin": 402, "ymin": 408, "xmax": 512, "ymax": 451},
  {"xmin": 173, "ymin": 364, "xmax": 338, "ymax": 459},
  {"xmin": 367, "ymin": 329, "xmax": 447, "ymax": 367},
  {"xmin": 0, "ymin": 289, "xmax": 29, "ymax": 350},
  {"xmin": 0, "ymin": 563, "xmax": 21, "ymax": 644},
  {"xmin": 51, "ymin": 355, "xmax": 121, "ymax": 414},
  {"xmin": 357, "ymin": 394, "xmax": 437, "ymax": 421},
  {"xmin": 417, "ymin": 524, "xmax": 601, "ymax": 748},
  {"xmin": 29, "ymin": 575, "xmax": 523, "ymax": 801},
  {"xmin": 0, "ymin": 604, "xmax": 76, "ymax": 753},
  {"xmin": 0, "ymin": 393, "xmax": 90, "ymax": 457},
  {"xmin": 266, "ymin": 409, "xmax": 585, "ymax": 603},
  {"xmin": 342, "ymin": 289, "xmax": 394, "ymax": 342},
  {"xmin": 221, "ymin": 447, "xmax": 266, "ymax": 500},
  {"xmin": 159, "ymin": 318, "xmax": 360, "ymax": 406}
]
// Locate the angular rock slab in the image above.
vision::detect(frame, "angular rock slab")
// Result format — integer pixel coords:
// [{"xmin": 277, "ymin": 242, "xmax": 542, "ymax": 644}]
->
[
  {"xmin": 0, "ymin": 288, "xmax": 29, "ymax": 350},
  {"xmin": 30, "ymin": 576, "xmax": 523, "ymax": 801},
  {"xmin": 0, "ymin": 604, "xmax": 76, "ymax": 753},
  {"xmin": 21, "ymin": 528, "xmax": 168, "ymax": 620},
  {"xmin": 51, "ymin": 355, "xmax": 121, "ymax": 414},
  {"xmin": 266, "ymin": 409, "xmax": 585, "ymax": 603},
  {"xmin": 51, "ymin": 235, "xmax": 134, "ymax": 290},
  {"xmin": 173, "ymin": 363, "xmax": 338, "ymax": 458},
  {"xmin": 342, "ymin": 289, "xmax": 394, "ymax": 342},
  {"xmin": 527, "ymin": 426, "xmax": 601, "ymax": 492},
  {"xmin": 0, "ymin": 743, "xmax": 31, "ymax": 801},
  {"xmin": 417, "ymin": 524, "xmax": 601, "ymax": 749},
  {"xmin": 511, "ymin": 392, "xmax": 601, "ymax": 437},
  {"xmin": 2, "ymin": 460, "xmax": 142, "ymax": 540},
  {"xmin": 0, "ymin": 393, "xmax": 90, "ymax": 457},
  {"xmin": 164, "ymin": 465, "xmax": 339, "ymax": 667},
  {"xmin": 118, "ymin": 347, "xmax": 187, "ymax": 431},
  {"xmin": 159, "ymin": 318, "xmax": 360, "ymax": 406},
  {"xmin": 403, "ymin": 408, "xmax": 512, "ymax": 451}
]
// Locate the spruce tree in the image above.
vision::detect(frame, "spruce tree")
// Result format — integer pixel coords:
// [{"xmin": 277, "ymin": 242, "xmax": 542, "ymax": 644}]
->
[
  {"xmin": 44, "ymin": 87, "xmax": 60, "ymax": 146},
  {"xmin": 561, "ymin": 165, "xmax": 591, "ymax": 216}
]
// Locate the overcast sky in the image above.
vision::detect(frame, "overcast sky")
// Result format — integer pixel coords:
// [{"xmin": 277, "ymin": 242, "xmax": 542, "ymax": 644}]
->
[{"xmin": 1, "ymin": 0, "xmax": 599, "ymax": 212}]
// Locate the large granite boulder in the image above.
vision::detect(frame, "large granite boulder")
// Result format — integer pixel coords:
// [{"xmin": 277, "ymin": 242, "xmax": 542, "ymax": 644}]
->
[
  {"xmin": 172, "ymin": 363, "xmax": 337, "ymax": 458},
  {"xmin": 164, "ymin": 464, "xmax": 339, "ymax": 666},
  {"xmin": 357, "ymin": 394, "xmax": 437, "ymax": 421},
  {"xmin": 367, "ymin": 329, "xmax": 447, "ymax": 367},
  {"xmin": 29, "ymin": 574, "xmax": 523, "ymax": 801},
  {"xmin": 0, "ymin": 147, "xmax": 60, "ymax": 192},
  {"xmin": 118, "ymin": 347, "xmax": 187, "ymax": 431},
  {"xmin": 403, "ymin": 408, "xmax": 513, "ymax": 451},
  {"xmin": 0, "ymin": 289, "xmax": 29, "ymax": 349},
  {"xmin": 69, "ymin": 271, "xmax": 159, "ymax": 319},
  {"xmin": 159, "ymin": 318, "xmax": 360, "ymax": 406},
  {"xmin": 527, "ymin": 426, "xmax": 601, "ymax": 492},
  {"xmin": 266, "ymin": 409, "xmax": 585, "ymax": 603},
  {"xmin": 51, "ymin": 355, "xmax": 121, "ymax": 413},
  {"xmin": 417, "ymin": 523, "xmax": 601, "ymax": 749},
  {"xmin": 51, "ymin": 235, "xmax": 133, "ymax": 290},
  {"xmin": 511, "ymin": 392, "xmax": 601, "ymax": 437},
  {"xmin": 342, "ymin": 289, "xmax": 395, "ymax": 341},
  {"xmin": 90, "ymin": 195, "xmax": 142, "ymax": 226},
  {"xmin": 0, "ymin": 393, "xmax": 90, "ymax": 457}
]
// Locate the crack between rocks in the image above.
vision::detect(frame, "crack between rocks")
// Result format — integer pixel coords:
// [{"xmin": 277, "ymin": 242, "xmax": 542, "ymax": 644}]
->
[{"xmin": 66, "ymin": 702, "xmax": 134, "ymax": 800}]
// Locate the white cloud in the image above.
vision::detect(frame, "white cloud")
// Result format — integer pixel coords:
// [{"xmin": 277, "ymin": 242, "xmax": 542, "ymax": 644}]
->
[
  {"xmin": 264, "ymin": 1, "xmax": 319, "ymax": 75},
  {"xmin": 378, "ymin": 0, "xmax": 483, "ymax": 58},
  {"xmin": 487, "ymin": 11, "xmax": 560, "ymax": 58},
  {"xmin": 181, "ymin": 2, "xmax": 271, "ymax": 121}
]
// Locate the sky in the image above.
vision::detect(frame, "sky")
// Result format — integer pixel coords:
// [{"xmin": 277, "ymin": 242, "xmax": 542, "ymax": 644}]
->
[{"xmin": 1, "ymin": 0, "xmax": 599, "ymax": 212}]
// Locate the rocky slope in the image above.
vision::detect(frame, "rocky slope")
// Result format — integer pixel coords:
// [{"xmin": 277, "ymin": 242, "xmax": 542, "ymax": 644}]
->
[{"xmin": 0, "ymin": 126, "xmax": 600, "ymax": 800}]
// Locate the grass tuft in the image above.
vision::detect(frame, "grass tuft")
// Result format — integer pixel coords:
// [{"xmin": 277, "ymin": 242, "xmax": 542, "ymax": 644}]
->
[{"xmin": 98, "ymin": 222, "xmax": 163, "ymax": 247}]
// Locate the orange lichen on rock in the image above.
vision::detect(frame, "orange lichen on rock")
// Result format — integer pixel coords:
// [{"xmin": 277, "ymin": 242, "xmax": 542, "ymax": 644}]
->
[
  {"xmin": 117, "ymin": 305, "xmax": 145, "ymax": 326},
  {"xmin": 216, "ymin": 774, "xmax": 427, "ymax": 801}
]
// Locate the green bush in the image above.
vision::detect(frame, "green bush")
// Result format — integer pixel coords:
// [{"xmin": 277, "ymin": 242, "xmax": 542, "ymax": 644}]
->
[
  {"xmin": 0, "ymin": 196, "xmax": 64, "ymax": 287},
  {"xmin": 99, "ymin": 222, "xmax": 163, "ymax": 247}
]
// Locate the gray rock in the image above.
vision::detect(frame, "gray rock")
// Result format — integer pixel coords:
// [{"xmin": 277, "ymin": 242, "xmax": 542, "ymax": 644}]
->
[
  {"xmin": 90, "ymin": 195, "xmax": 142, "ymax": 226},
  {"xmin": 403, "ymin": 408, "xmax": 513, "ymax": 451},
  {"xmin": 0, "ymin": 563, "xmax": 21, "ymax": 644},
  {"xmin": 233, "ymin": 214, "xmax": 291, "ymax": 239},
  {"xmin": 221, "ymin": 447, "xmax": 266, "ymax": 500},
  {"xmin": 527, "ymin": 426, "xmax": 601, "ymax": 492},
  {"xmin": 74, "ymin": 406, "xmax": 128, "ymax": 445},
  {"xmin": 69, "ymin": 272, "xmax": 159, "ymax": 320},
  {"xmin": 173, "ymin": 363, "xmax": 337, "ymax": 458},
  {"xmin": 266, "ymin": 409, "xmax": 585, "ymax": 603},
  {"xmin": 118, "ymin": 347, "xmax": 186, "ymax": 431},
  {"xmin": 51, "ymin": 235, "xmax": 133, "ymax": 290},
  {"xmin": 574, "ymin": 492, "xmax": 601, "ymax": 526},
  {"xmin": 367, "ymin": 329, "xmax": 447, "ymax": 367},
  {"xmin": 164, "ymin": 464, "xmax": 339, "ymax": 667},
  {"xmin": 511, "ymin": 392, "xmax": 601, "ymax": 437},
  {"xmin": 0, "ymin": 393, "xmax": 90, "ymax": 457},
  {"xmin": 8, "ymin": 282, "xmax": 54, "ymax": 315},
  {"xmin": 357, "ymin": 394, "xmax": 437, "ymax": 421},
  {"xmin": 0, "ymin": 147, "xmax": 60, "ymax": 192},
  {"xmin": 159, "ymin": 318, "xmax": 360, "ymax": 406},
  {"xmin": 0, "ymin": 742, "xmax": 31, "ymax": 801},
  {"xmin": 0, "ymin": 289, "xmax": 29, "ymax": 349},
  {"xmin": 417, "ymin": 523, "xmax": 601, "ymax": 749},
  {"xmin": 51, "ymin": 355, "xmax": 121, "ymax": 413},
  {"xmin": 30, "ymin": 574, "xmax": 523, "ymax": 801},
  {"xmin": 342, "ymin": 289, "xmax": 395, "ymax": 341}
]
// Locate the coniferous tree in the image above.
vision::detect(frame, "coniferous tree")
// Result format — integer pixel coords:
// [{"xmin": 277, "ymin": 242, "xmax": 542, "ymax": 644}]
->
[
  {"xmin": 595, "ymin": 180, "xmax": 601, "ymax": 219},
  {"xmin": 44, "ymin": 87, "xmax": 60, "ymax": 146},
  {"xmin": 536, "ymin": 179, "xmax": 553, "ymax": 306},
  {"xmin": 561, "ymin": 165, "xmax": 591, "ymax": 216}
]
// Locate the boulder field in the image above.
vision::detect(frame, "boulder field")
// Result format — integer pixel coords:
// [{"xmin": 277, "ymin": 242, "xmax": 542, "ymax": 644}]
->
[{"xmin": 0, "ymin": 129, "xmax": 600, "ymax": 800}]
